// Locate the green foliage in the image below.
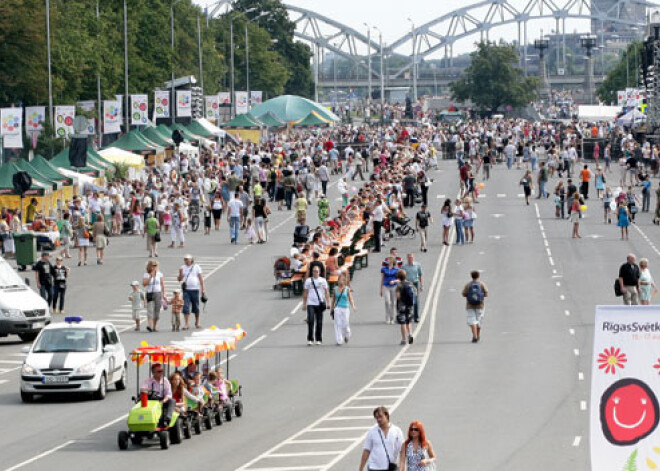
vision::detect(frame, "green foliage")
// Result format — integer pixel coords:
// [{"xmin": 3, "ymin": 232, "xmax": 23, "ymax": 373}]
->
[
  {"xmin": 622, "ymin": 449, "xmax": 638, "ymax": 471},
  {"xmin": 113, "ymin": 162, "xmax": 129, "ymax": 180},
  {"xmin": 597, "ymin": 41, "xmax": 643, "ymax": 105},
  {"xmin": 450, "ymin": 42, "xmax": 539, "ymax": 114}
]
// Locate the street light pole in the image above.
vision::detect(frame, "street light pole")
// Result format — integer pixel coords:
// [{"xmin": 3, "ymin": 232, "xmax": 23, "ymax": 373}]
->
[
  {"xmin": 123, "ymin": 0, "xmax": 129, "ymax": 131},
  {"xmin": 364, "ymin": 23, "xmax": 372, "ymax": 102},
  {"xmin": 96, "ymin": 0, "xmax": 102, "ymax": 144},
  {"xmin": 170, "ymin": 2, "xmax": 176, "ymax": 124},
  {"xmin": 46, "ymin": 0, "xmax": 54, "ymax": 136},
  {"xmin": 230, "ymin": 18, "xmax": 235, "ymax": 118},
  {"xmin": 408, "ymin": 18, "xmax": 417, "ymax": 102},
  {"xmin": 197, "ymin": 14, "xmax": 204, "ymax": 95},
  {"xmin": 246, "ymin": 22, "xmax": 250, "ymax": 111},
  {"xmin": 374, "ymin": 27, "xmax": 385, "ymax": 114}
]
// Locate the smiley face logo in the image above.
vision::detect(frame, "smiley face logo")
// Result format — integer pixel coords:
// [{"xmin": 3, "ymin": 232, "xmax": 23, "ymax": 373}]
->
[{"xmin": 600, "ymin": 378, "xmax": 659, "ymax": 446}]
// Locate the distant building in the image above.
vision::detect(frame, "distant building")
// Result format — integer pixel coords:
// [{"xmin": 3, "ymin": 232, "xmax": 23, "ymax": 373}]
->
[{"xmin": 591, "ymin": 0, "xmax": 645, "ymax": 40}]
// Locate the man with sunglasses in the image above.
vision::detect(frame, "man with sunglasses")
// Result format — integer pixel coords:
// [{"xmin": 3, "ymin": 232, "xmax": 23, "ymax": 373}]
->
[{"xmin": 141, "ymin": 363, "xmax": 174, "ymax": 427}]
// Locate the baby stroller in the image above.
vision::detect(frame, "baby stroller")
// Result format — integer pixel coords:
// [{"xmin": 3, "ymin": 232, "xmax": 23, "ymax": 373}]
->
[
  {"xmin": 383, "ymin": 214, "xmax": 416, "ymax": 241},
  {"xmin": 273, "ymin": 256, "xmax": 292, "ymax": 290},
  {"xmin": 293, "ymin": 224, "xmax": 310, "ymax": 245}
]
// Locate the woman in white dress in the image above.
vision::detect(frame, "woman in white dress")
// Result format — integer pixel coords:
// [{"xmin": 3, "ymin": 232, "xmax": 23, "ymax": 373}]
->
[{"xmin": 639, "ymin": 258, "xmax": 658, "ymax": 305}]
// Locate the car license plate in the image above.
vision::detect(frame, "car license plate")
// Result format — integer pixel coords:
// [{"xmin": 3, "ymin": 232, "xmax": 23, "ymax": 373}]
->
[
  {"xmin": 31, "ymin": 322, "xmax": 45, "ymax": 329},
  {"xmin": 43, "ymin": 376, "xmax": 69, "ymax": 384}
]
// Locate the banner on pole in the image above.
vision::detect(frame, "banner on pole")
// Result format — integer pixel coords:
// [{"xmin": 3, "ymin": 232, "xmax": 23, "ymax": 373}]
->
[
  {"xmin": 205, "ymin": 96, "xmax": 220, "ymax": 120},
  {"xmin": 177, "ymin": 90, "xmax": 192, "ymax": 117},
  {"xmin": 218, "ymin": 92, "xmax": 231, "ymax": 105},
  {"xmin": 235, "ymin": 91, "xmax": 248, "ymax": 115},
  {"xmin": 54, "ymin": 106, "xmax": 75, "ymax": 138},
  {"xmin": 103, "ymin": 100, "xmax": 122, "ymax": 134},
  {"xmin": 131, "ymin": 94, "xmax": 148, "ymax": 125},
  {"xmin": 25, "ymin": 106, "xmax": 46, "ymax": 135},
  {"xmin": 590, "ymin": 306, "xmax": 660, "ymax": 471},
  {"xmin": 77, "ymin": 101, "xmax": 96, "ymax": 135},
  {"xmin": 250, "ymin": 91, "xmax": 263, "ymax": 106},
  {"xmin": 1, "ymin": 108, "xmax": 23, "ymax": 148},
  {"xmin": 154, "ymin": 90, "xmax": 170, "ymax": 119}
]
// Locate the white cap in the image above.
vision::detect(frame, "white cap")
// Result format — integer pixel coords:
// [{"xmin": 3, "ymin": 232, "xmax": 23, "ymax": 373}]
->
[{"xmin": 131, "ymin": 280, "xmax": 139, "ymax": 286}]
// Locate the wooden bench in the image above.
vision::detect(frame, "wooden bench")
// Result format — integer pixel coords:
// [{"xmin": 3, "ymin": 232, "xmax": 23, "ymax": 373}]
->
[
  {"xmin": 291, "ymin": 273, "xmax": 304, "ymax": 296},
  {"xmin": 343, "ymin": 256, "xmax": 356, "ymax": 280},
  {"xmin": 278, "ymin": 279, "xmax": 292, "ymax": 298},
  {"xmin": 354, "ymin": 249, "xmax": 369, "ymax": 269},
  {"xmin": 328, "ymin": 274, "xmax": 339, "ymax": 292}
]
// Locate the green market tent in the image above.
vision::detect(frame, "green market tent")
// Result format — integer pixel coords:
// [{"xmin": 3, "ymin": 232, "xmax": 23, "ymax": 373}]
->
[
  {"xmin": 0, "ymin": 161, "xmax": 47, "ymax": 196},
  {"xmin": 258, "ymin": 112, "xmax": 285, "ymax": 128},
  {"xmin": 13, "ymin": 159, "xmax": 61, "ymax": 190},
  {"xmin": 186, "ymin": 120, "xmax": 217, "ymax": 139},
  {"xmin": 221, "ymin": 113, "xmax": 263, "ymax": 129},
  {"xmin": 170, "ymin": 123, "xmax": 204, "ymax": 142},
  {"xmin": 141, "ymin": 127, "xmax": 175, "ymax": 148},
  {"xmin": 50, "ymin": 148, "xmax": 103, "ymax": 177},
  {"xmin": 30, "ymin": 156, "xmax": 73, "ymax": 186},
  {"xmin": 293, "ymin": 111, "xmax": 331, "ymax": 128},
  {"xmin": 250, "ymin": 95, "xmax": 340, "ymax": 123},
  {"xmin": 86, "ymin": 147, "xmax": 116, "ymax": 169},
  {"xmin": 107, "ymin": 130, "xmax": 163, "ymax": 155}
]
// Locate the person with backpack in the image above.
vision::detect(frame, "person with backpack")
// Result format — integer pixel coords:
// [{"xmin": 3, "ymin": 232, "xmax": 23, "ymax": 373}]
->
[
  {"xmin": 396, "ymin": 270, "xmax": 415, "ymax": 345},
  {"xmin": 462, "ymin": 270, "xmax": 488, "ymax": 343}
]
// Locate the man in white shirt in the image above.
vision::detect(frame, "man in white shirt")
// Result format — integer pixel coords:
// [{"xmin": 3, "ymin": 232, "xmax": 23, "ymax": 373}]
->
[
  {"xmin": 177, "ymin": 254, "xmax": 206, "ymax": 329},
  {"xmin": 372, "ymin": 198, "xmax": 385, "ymax": 253},
  {"xmin": 227, "ymin": 192, "xmax": 244, "ymax": 244},
  {"xmin": 359, "ymin": 406, "xmax": 404, "ymax": 471}
]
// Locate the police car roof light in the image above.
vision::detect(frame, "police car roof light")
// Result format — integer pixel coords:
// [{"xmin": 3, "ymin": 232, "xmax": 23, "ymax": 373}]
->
[{"xmin": 64, "ymin": 316, "xmax": 83, "ymax": 323}]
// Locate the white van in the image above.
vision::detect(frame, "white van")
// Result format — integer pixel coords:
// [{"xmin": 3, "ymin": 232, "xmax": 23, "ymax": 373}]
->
[{"xmin": 0, "ymin": 256, "xmax": 51, "ymax": 342}]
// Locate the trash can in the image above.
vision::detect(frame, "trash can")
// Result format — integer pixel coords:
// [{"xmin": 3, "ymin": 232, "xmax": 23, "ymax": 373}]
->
[{"xmin": 14, "ymin": 232, "xmax": 37, "ymax": 271}]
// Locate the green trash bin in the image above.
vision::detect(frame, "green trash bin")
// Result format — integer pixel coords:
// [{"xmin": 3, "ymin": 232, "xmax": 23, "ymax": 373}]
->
[{"xmin": 14, "ymin": 232, "xmax": 37, "ymax": 271}]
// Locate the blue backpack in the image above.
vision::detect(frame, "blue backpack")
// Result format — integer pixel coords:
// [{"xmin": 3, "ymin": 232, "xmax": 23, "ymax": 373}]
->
[{"xmin": 467, "ymin": 281, "xmax": 484, "ymax": 306}]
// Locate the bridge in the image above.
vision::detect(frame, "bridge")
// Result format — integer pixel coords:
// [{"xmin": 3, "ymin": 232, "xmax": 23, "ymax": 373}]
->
[{"xmin": 207, "ymin": 0, "xmax": 653, "ymax": 98}]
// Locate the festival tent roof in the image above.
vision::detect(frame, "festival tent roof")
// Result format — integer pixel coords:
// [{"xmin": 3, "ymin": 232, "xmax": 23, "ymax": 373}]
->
[
  {"xmin": 195, "ymin": 118, "xmax": 231, "ymax": 139},
  {"xmin": 170, "ymin": 123, "xmax": 204, "ymax": 142},
  {"xmin": 107, "ymin": 130, "xmax": 163, "ymax": 155},
  {"xmin": 30, "ymin": 156, "xmax": 74, "ymax": 186},
  {"xmin": 577, "ymin": 105, "xmax": 621, "ymax": 122},
  {"xmin": 616, "ymin": 108, "xmax": 646, "ymax": 126},
  {"xmin": 156, "ymin": 124, "xmax": 180, "ymax": 142},
  {"xmin": 187, "ymin": 120, "xmax": 219, "ymax": 139},
  {"xmin": 13, "ymin": 159, "xmax": 61, "ymax": 190},
  {"xmin": 0, "ymin": 161, "xmax": 48, "ymax": 195},
  {"xmin": 221, "ymin": 113, "xmax": 263, "ymax": 129},
  {"xmin": 293, "ymin": 111, "xmax": 331, "ymax": 127},
  {"xmin": 50, "ymin": 149, "xmax": 103, "ymax": 177},
  {"xmin": 86, "ymin": 147, "xmax": 115, "ymax": 169},
  {"xmin": 140, "ymin": 127, "xmax": 175, "ymax": 148},
  {"xmin": 98, "ymin": 148, "xmax": 145, "ymax": 168},
  {"xmin": 250, "ymin": 95, "xmax": 340, "ymax": 123},
  {"xmin": 258, "ymin": 112, "xmax": 286, "ymax": 128}
]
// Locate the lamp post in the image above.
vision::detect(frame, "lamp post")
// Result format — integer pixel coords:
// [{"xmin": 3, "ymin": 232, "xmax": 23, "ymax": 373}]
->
[
  {"xmin": 170, "ymin": 0, "xmax": 184, "ymax": 124},
  {"xmin": 374, "ymin": 26, "xmax": 385, "ymax": 114},
  {"xmin": 123, "ymin": 0, "xmax": 129, "ymax": 131},
  {"xmin": 364, "ymin": 22, "xmax": 372, "ymax": 102},
  {"xmin": 580, "ymin": 35, "xmax": 597, "ymax": 105},
  {"xmin": 197, "ymin": 14, "xmax": 204, "ymax": 96},
  {"xmin": 46, "ymin": 0, "xmax": 54, "ymax": 136},
  {"xmin": 230, "ymin": 18, "xmax": 235, "ymax": 118},
  {"xmin": 96, "ymin": 0, "xmax": 102, "ymax": 144},
  {"xmin": 407, "ymin": 18, "xmax": 417, "ymax": 102},
  {"xmin": 534, "ymin": 36, "xmax": 550, "ymax": 102}
]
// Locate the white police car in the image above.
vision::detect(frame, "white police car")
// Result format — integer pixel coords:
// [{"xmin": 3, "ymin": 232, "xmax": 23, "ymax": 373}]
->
[{"xmin": 20, "ymin": 317, "xmax": 127, "ymax": 402}]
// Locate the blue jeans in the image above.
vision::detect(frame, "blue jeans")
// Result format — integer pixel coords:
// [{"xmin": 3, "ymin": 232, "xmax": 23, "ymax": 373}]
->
[
  {"xmin": 455, "ymin": 219, "xmax": 465, "ymax": 244},
  {"xmin": 413, "ymin": 281, "xmax": 420, "ymax": 321},
  {"xmin": 539, "ymin": 181, "xmax": 547, "ymax": 198},
  {"xmin": 183, "ymin": 289, "xmax": 200, "ymax": 315},
  {"xmin": 230, "ymin": 216, "xmax": 240, "ymax": 242},
  {"xmin": 40, "ymin": 284, "xmax": 53, "ymax": 306},
  {"xmin": 507, "ymin": 156, "xmax": 513, "ymax": 169}
]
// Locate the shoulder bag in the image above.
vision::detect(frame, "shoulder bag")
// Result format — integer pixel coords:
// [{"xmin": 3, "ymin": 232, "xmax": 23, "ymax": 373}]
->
[
  {"xmin": 377, "ymin": 428, "xmax": 399, "ymax": 471},
  {"xmin": 310, "ymin": 279, "xmax": 327, "ymax": 312}
]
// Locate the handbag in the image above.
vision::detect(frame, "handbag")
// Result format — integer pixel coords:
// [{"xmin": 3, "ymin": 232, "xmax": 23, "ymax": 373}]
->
[
  {"xmin": 154, "ymin": 231, "xmax": 161, "ymax": 242},
  {"xmin": 310, "ymin": 279, "xmax": 327, "ymax": 312},
  {"xmin": 378, "ymin": 429, "xmax": 399, "ymax": 471},
  {"xmin": 614, "ymin": 279, "xmax": 623, "ymax": 297},
  {"xmin": 181, "ymin": 265, "xmax": 193, "ymax": 291}
]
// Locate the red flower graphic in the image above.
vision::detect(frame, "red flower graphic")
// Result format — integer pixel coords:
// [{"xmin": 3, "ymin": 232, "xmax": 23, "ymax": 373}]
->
[
  {"xmin": 653, "ymin": 358, "xmax": 660, "ymax": 374},
  {"xmin": 598, "ymin": 347, "xmax": 627, "ymax": 375}
]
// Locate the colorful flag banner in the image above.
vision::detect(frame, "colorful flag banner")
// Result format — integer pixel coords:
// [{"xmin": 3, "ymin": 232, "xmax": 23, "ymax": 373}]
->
[
  {"xmin": 154, "ymin": 90, "xmax": 170, "ymax": 119},
  {"xmin": 77, "ymin": 101, "xmax": 96, "ymax": 135},
  {"xmin": 250, "ymin": 91, "xmax": 263, "ymax": 106},
  {"xmin": 218, "ymin": 92, "xmax": 231, "ymax": 106},
  {"xmin": 131, "ymin": 94, "xmax": 148, "ymax": 125},
  {"xmin": 590, "ymin": 306, "xmax": 660, "ymax": 471},
  {"xmin": 103, "ymin": 100, "xmax": 122, "ymax": 134},
  {"xmin": 25, "ymin": 106, "xmax": 46, "ymax": 135},
  {"xmin": 235, "ymin": 91, "xmax": 248, "ymax": 115},
  {"xmin": 176, "ymin": 90, "xmax": 192, "ymax": 118},
  {"xmin": 1, "ymin": 108, "xmax": 23, "ymax": 148},
  {"xmin": 54, "ymin": 106, "xmax": 75, "ymax": 138},
  {"xmin": 205, "ymin": 96, "xmax": 220, "ymax": 120}
]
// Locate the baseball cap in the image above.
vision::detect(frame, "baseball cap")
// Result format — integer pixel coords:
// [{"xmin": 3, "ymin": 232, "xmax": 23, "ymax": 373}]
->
[
  {"xmin": 131, "ymin": 280, "xmax": 139, "ymax": 286},
  {"xmin": 184, "ymin": 254, "xmax": 193, "ymax": 260}
]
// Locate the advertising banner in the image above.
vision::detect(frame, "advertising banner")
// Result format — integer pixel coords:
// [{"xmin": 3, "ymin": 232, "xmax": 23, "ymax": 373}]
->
[
  {"xmin": 154, "ymin": 90, "xmax": 170, "ymax": 119},
  {"xmin": 205, "ymin": 95, "xmax": 220, "ymax": 120},
  {"xmin": 591, "ymin": 306, "xmax": 660, "ymax": 470},
  {"xmin": 131, "ymin": 94, "xmax": 148, "ymax": 125},
  {"xmin": 250, "ymin": 91, "xmax": 263, "ymax": 106},
  {"xmin": 103, "ymin": 100, "xmax": 122, "ymax": 134},
  {"xmin": 1, "ymin": 108, "xmax": 23, "ymax": 148},
  {"xmin": 25, "ymin": 106, "xmax": 46, "ymax": 135},
  {"xmin": 77, "ymin": 101, "xmax": 96, "ymax": 135},
  {"xmin": 176, "ymin": 90, "xmax": 192, "ymax": 118},
  {"xmin": 218, "ymin": 92, "xmax": 231, "ymax": 105},
  {"xmin": 235, "ymin": 91, "xmax": 248, "ymax": 115},
  {"xmin": 54, "ymin": 105, "xmax": 75, "ymax": 138}
]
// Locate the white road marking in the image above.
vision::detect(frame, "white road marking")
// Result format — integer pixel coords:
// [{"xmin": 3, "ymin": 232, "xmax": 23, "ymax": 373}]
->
[
  {"xmin": 569, "ymin": 329, "xmax": 575, "ymax": 335},
  {"xmin": 291, "ymin": 301, "xmax": 302, "ymax": 315},
  {"xmin": 552, "ymin": 269, "xmax": 557, "ymax": 274},
  {"xmin": 556, "ymin": 281, "xmax": 561, "ymax": 287},
  {"xmin": 491, "ymin": 214, "xmax": 505, "ymax": 218},
  {"xmin": 559, "ymin": 295, "xmax": 565, "ymax": 301},
  {"xmin": 573, "ymin": 436, "xmax": 582, "ymax": 447},
  {"xmin": 5, "ymin": 440, "xmax": 76, "ymax": 471},
  {"xmin": 0, "ymin": 379, "xmax": 9, "ymax": 385},
  {"xmin": 271, "ymin": 317, "xmax": 290, "ymax": 332},
  {"xmin": 543, "ymin": 240, "xmax": 549, "ymax": 247},
  {"xmin": 546, "ymin": 248, "xmax": 552, "ymax": 257},
  {"xmin": 0, "ymin": 360, "xmax": 23, "ymax": 365},
  {"xmin": 534, "ymin": 203, "xmax": 541, "ymax": 218},
  {"xmin": 243, "ymin": 334, "xmax": 267, "ymax": 351},
  {"xmin": 548, "ymin": 257, "xmax": 555, "ymax": 266},
  {"xmin": 574, "ymin": 349, "xmax": 580, "ymax": 356},
  {"xmin": 496, "ymin": 193, "xmax": 507, "ymax": 198},
  {"xmin": 579, "ymin": 372, "xmax": 585, "ymax": 381},
  {"xmin": 90, "ymin": 414, "xmax": 128, "ymax": 434},
  {"xmin": 633, "ymin": 224, "xmax": 660, "ymax": 257},
  {"xmin": 565, "ymin": 310, "xmax": 571, "ymax": 316},
  {"xmin": 478, "ymin": 194, "xmax": 487, "ymax": 198},
  {"xmin": 580, "ymin": 401, "xmax": 587, "ymax": 411},
  {"xmin": 488, "ymin": 235, "xmax": 504, "ymax": 240}
]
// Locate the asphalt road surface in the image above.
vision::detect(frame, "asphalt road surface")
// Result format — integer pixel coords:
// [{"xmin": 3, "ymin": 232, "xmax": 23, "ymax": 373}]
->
[{"xmin": 2, "ymin": 160, "xmax": 655, "ymax": 470}]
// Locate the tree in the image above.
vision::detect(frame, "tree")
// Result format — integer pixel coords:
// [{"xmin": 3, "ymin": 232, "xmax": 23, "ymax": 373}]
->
[
  {"xmin": 450, "ymin": 41, "xmax": 539, "ymax": 115},
  {"xmin": 597, "ymin": 41, "xmax": 643, "ymax": 105}
]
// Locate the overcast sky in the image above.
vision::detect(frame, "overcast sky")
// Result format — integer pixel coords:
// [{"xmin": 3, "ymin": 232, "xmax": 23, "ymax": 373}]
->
[{"xmin": 194, "ymin": 0, "xmax": 593, "ymax": 57}]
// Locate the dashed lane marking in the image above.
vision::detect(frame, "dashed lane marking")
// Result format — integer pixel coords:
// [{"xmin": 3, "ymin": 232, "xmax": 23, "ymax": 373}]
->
[
  {"xmin": 243, "ymin": 335, "xmax": 267, "ymax": 352},
  {"xmin": 573, "ymin": 436, "xmax": 582, "ymax": 447},
  {"xmin": 271, "ymin": 317, "xmax": 290, "ymax": 332}
]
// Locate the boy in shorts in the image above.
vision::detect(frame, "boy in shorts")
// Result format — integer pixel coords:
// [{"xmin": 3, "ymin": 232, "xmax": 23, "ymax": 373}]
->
[{"xmin": 128, "ymin": 280, "xmax": 145, "ymax": 331}]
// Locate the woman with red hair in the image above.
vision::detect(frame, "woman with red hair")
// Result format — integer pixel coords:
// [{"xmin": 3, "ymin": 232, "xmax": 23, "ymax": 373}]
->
[{"xmin": 398, "ymin": 420, "xmax": 437, "ymax": 470}]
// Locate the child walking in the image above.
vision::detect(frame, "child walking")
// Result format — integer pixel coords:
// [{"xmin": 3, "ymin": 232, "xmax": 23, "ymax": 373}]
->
[
  {"xmin": 128, "ymin": 280, "xmax": 146, "ymax": 331},
  {"xmin": 170, "ymin": 289, "xmax": 184, "ymax": 332},
  {"xmin": 245, "ymin": 217, "xmax": 257, "ymax": 244}
]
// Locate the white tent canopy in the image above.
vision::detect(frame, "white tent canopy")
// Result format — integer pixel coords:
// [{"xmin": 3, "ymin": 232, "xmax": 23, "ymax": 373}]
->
[
  {"xmin": 99, "ymin": 148, "xmax": 145, "ymax": 168},
  {"xmin": 577, "ymin": 105, "xmax": 620, "ymax": 122},
  {"xmin": 616, "ymin": 109, "xmax": 646, "ymax": 127},
  {"xmin": 196, "ymin": 118, "xmax": 227, "ymax": 138}
]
